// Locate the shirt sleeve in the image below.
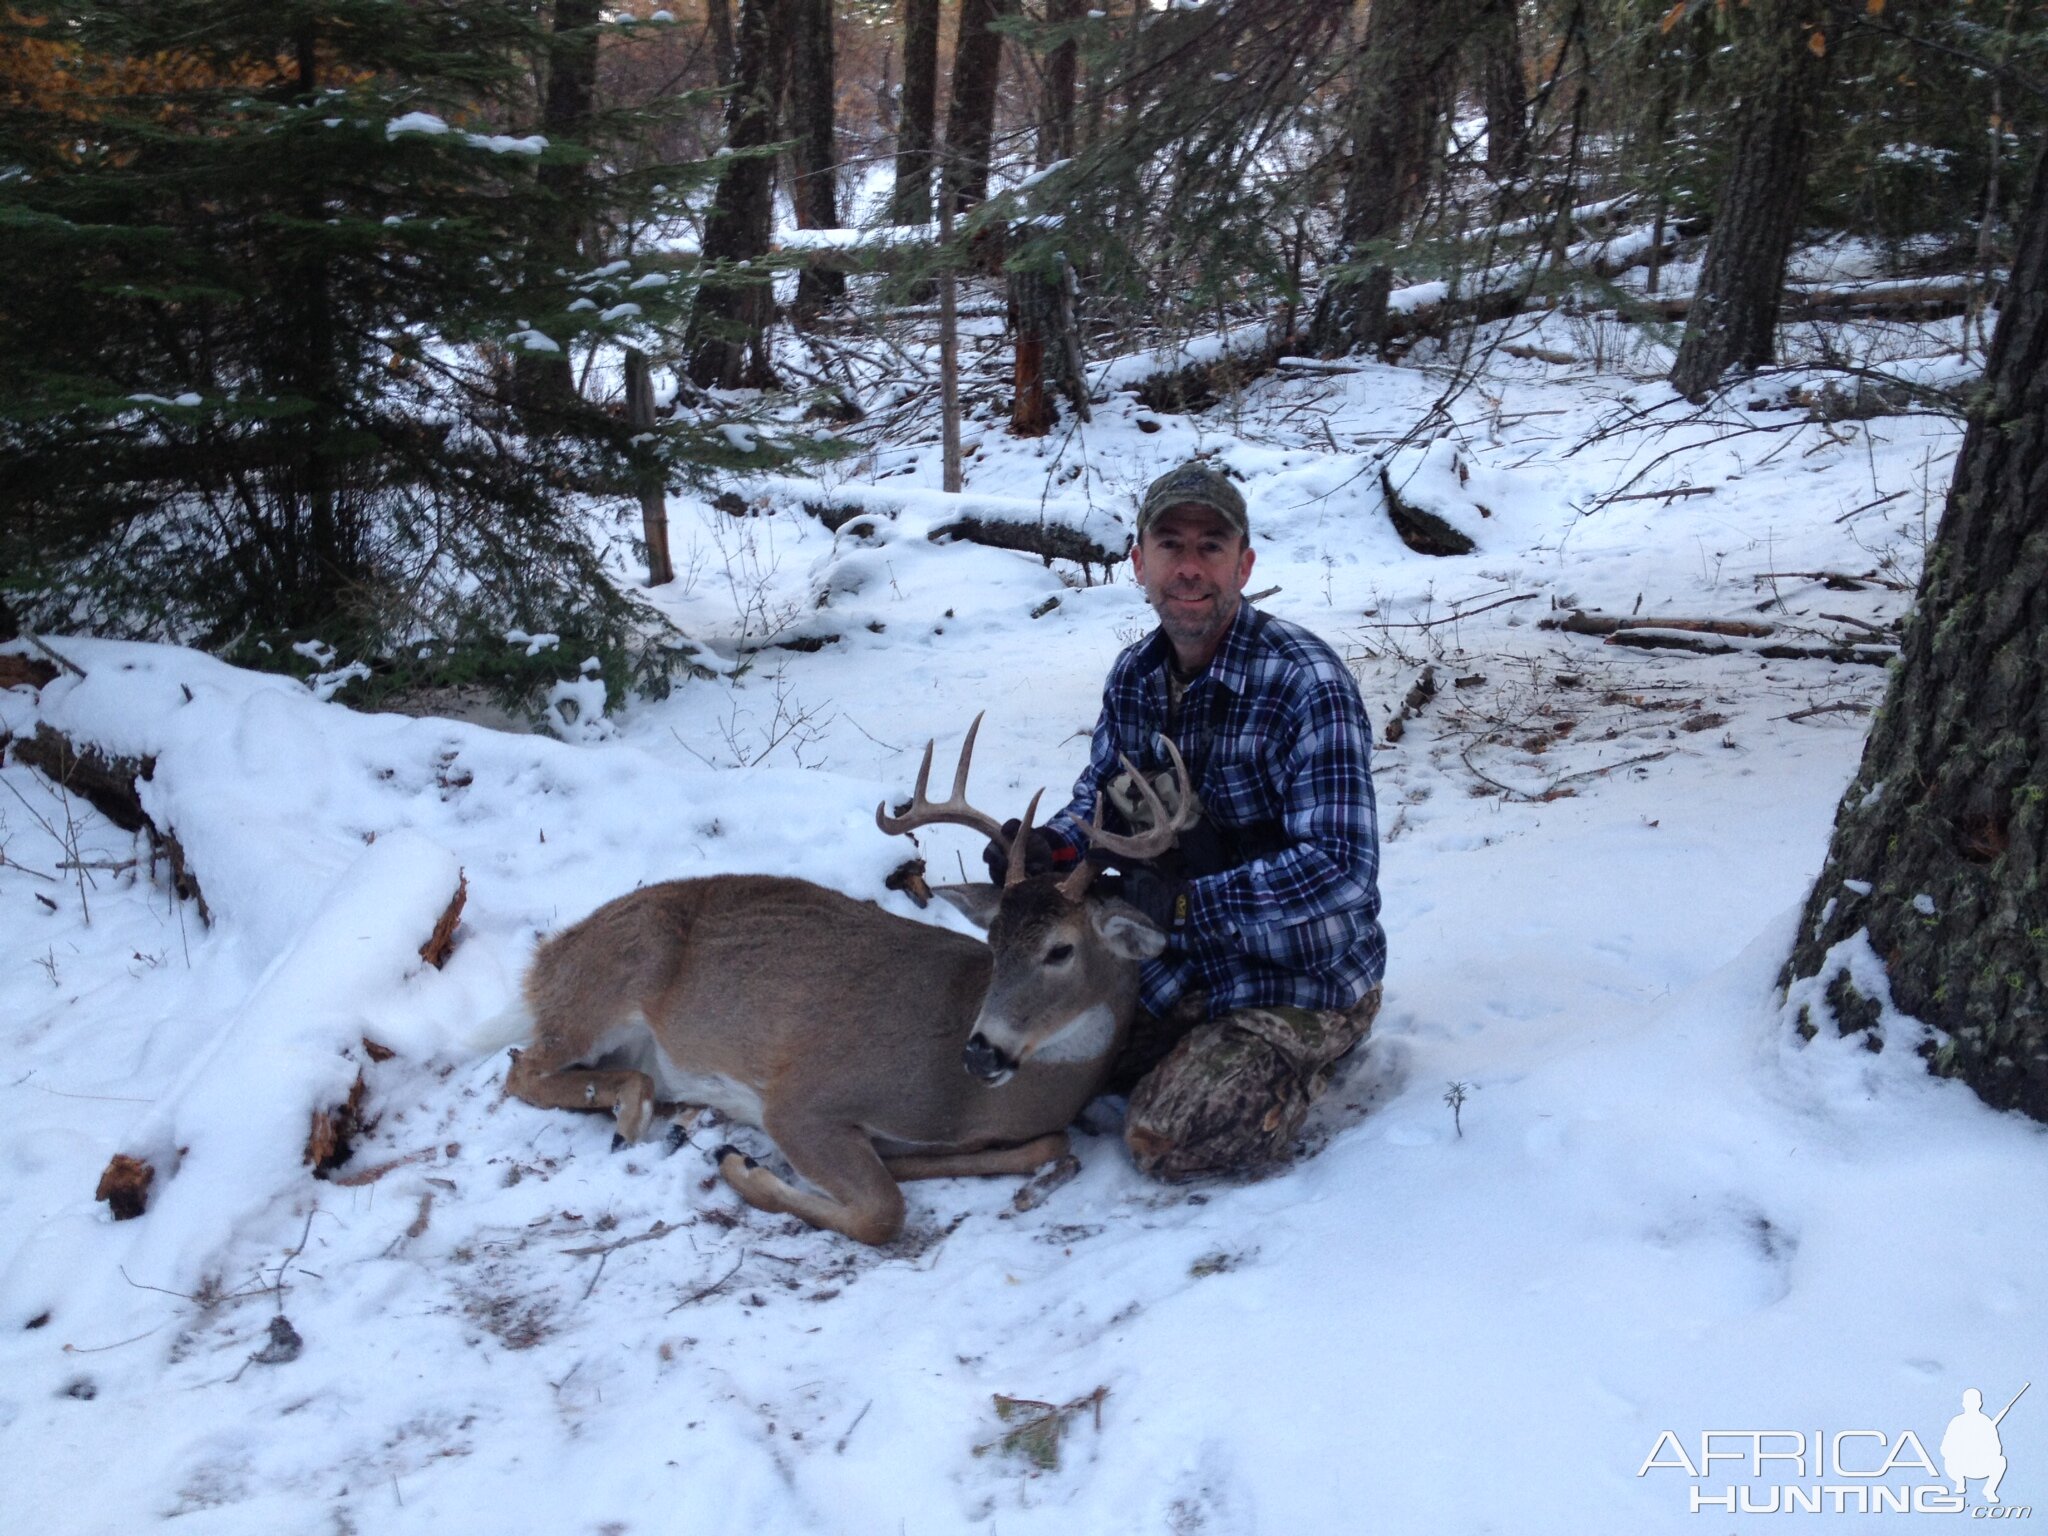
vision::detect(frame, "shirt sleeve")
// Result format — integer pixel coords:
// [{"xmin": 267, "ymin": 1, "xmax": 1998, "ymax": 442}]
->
[
  {"xmin": 1182, "ymin": 666, "xmax": 1380, "ymax": 942},
  {"xmin": 1040, "ymin": 691, "xmax": 1125, "ymax": 865}
]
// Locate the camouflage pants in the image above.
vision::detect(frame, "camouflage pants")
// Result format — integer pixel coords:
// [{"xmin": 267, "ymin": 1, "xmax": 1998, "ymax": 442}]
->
[{"xmin": 1116, "ymin": 985, "xmax": 1382, "ymax": 1183}]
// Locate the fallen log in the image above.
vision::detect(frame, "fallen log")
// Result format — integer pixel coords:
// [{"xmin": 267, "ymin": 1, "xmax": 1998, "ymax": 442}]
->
[
  {"xmin": 1380, "ymin": 467, "xmax": 1476, "ymax": 557},
  {"xmin": 11, "ymin": 723, "xmax": 210, "ymax": 920},
  {"xmin": 1602, "ymin": 628, "xmax": 1897, "ymax": 667},
  {"xmin": 1542, "ymin": 610, "xmax": 1775, "ymax": 639},
  {"xmin": 94, "ymin": 1153, "xmax": 154, "ymax": 1221},
  {"xmin": 929, "ymin": 514, "xmax": 1127, "ymax": 571}
]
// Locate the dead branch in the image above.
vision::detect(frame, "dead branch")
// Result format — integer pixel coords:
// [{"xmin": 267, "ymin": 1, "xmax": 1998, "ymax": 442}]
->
[
  {"xmin": 669, "ymin": 1250, "xmax": 749, "ymax": 1311},
  {"xmin": 1542, "ymin": 610, "xmax": 1774, "ymax": 638},
  {"xmin": 1753, "ymin": 569, "xmax": 1914, "ymax": 593},
  {"xmin": 419, "ymin": 872, "xmax": 467, "ymax": 969},
  {"xmin": 1601, "ymin": 485, "xmax": 1715, "ymax": 504},
  {"xmin": 1372, "ymin": 594, "xmax": 1537, "ymax": 630},
  {"xmin": 326, "ymin": 1146, "xmax": 438, "ymax": 1188},
  {"xmin": 1778, "ymin": 701, "xmax": 1872, "ymax": 723}
]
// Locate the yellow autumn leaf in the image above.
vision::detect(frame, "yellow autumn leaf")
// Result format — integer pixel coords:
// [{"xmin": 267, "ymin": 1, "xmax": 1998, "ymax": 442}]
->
[
  {"xmin": 1659, "ymin": 0, "xmax": 1688, "ymax": 34},
  {"xmin": 1808, "ymin": 28, "xmax": 1827, "ymax": 57},
  {"xmin": 1866, "ymin": 0, "xmax": 1885, "ymax": 14}
]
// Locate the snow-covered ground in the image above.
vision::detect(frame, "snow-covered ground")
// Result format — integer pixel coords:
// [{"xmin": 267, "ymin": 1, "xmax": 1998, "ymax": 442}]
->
[{"xmin": 4, "ymin": 303, "xmax": 2043, "ymax": 1535}]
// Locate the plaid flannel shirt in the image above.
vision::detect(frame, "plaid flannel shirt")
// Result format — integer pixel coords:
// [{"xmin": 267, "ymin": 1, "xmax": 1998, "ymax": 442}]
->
[{"xmin": 1044, "ymin": 603, "xmax": 1385, "ymax": 1017}]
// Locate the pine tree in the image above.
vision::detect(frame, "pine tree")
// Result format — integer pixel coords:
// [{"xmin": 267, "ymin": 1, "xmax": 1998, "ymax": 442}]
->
[
  {"xmin": 0, "ymin": 0, "xmax": 726, "ymax": 686},
  {"xmin": 1667, "ymin": 0, "xmax": 1837, "ymax": 400},
  {"xmin": 1783, "ymin": 142, "xmax": 2048, "ymax": 1120}
]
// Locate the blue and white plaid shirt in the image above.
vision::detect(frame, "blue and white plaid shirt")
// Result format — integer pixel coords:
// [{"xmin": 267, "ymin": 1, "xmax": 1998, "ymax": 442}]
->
[{"xmin": 1044, "ymin": 603, "xmax": 1386, "ymax": 1018}]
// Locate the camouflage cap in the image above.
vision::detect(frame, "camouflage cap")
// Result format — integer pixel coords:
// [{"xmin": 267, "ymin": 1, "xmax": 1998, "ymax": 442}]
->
[{"xmin": 1137, "ymin": 461, "xmax": 1249, "ymax": 539}]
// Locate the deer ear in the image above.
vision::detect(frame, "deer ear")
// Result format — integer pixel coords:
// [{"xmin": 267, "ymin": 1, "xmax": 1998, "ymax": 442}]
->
[
  {"xmin": 933, "ymin": 883, "xmax": 1004, "ymax": 929},
  {"xmin": 1090, "ymin": 899, "xmax": 1168, "ymax": 960}
]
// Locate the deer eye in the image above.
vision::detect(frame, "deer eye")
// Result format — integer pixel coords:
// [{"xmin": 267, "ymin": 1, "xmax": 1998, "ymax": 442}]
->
[{"xmin": 1045, "ymin": 943, "xmax": 1075, "ymax": 965}]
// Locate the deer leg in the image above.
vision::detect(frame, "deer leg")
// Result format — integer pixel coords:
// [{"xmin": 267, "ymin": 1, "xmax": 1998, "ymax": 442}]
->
[
  {"xmin": 504, "ymin": 1047, "xmax": 658, "ymax": 1145},
  {"xmin": 884, "ymin": 1132, "xmax": 1070, "ymax": 1181},
  {"xmin": 714, "ymin": 1115, "xmax": 906, "ymax": 1247}
]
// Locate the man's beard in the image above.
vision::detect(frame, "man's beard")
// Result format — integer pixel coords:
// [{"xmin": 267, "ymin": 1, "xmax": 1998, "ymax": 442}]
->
[{"xmin": 1150, "ymin": 587, "xmax": 1233, "ymax": 648}]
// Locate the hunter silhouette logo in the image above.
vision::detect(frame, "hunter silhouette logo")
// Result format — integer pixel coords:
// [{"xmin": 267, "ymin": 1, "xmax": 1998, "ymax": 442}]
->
[
  {"xmin": 1943, "ymin": 1384, "xmax": 2028, "ymax": 1507},
  {"xmin": 1638, "ymin": 1381, "xmax": 2033, "ymax": 1516}
]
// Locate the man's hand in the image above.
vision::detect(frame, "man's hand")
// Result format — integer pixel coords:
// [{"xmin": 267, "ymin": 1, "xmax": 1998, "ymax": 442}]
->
[
  {"xmin": 1117, "ymin": 864, "xmax": 1188, "ymax": 935},
  {"xmin": 983, "ymin": 818, "xmax": 1056, "ymax": 884}
]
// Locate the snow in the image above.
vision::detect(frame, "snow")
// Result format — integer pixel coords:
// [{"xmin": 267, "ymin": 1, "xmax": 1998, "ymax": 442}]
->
[
  {"xmin": 3, "ymin": 292, "xmax": 2041, "ymax": 1534},
  {"xmin": 385, "ymin": 111, "xmax": 451, "ymax": 139}
]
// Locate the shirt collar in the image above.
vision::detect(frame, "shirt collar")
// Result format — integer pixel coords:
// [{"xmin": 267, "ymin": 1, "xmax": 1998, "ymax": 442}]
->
[{"xmin": 1139, "ymin": 599, "xmax": 1258, "ymax": 696}]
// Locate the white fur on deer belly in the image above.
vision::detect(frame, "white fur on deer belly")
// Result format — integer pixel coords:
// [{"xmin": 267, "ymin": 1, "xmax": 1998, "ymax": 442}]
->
[
  {"xmin": 1029, "ymin": 1002, "xmax": 1118, "ymax": 1064},
  {"xmin": 652, "ymin": 1058, "xmax": 765, "ymax": 1126}
]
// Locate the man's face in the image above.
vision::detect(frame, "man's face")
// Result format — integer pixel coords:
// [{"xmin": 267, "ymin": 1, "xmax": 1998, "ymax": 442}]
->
[{"xmin": 1130, "ymin": 504, "xmax": 1255, "ymax": 661}]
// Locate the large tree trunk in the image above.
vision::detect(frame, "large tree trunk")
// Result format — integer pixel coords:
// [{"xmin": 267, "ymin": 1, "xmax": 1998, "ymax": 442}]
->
[
  {"xmin": 1035, "ymin": 0, "xmax": 1082, "ymax": 169},
  {"xmin": 1308, "ymin": 0, "xmax": 1468, "ymax": 357},
  {"xmin": 1783, "ymin": 144, "xmax": 2048, "ymax": 1121},
  {"xmin": 705, "ymin": 0, "xmax": 735, "ymax": 85},
  {"xmin": 517, "ymin": 0, "xmax": 600, "ymax": 412},
  {"xmin": 686, "ymin": 0, "xmax": 786, "ymax": 389},
  {"xmin": 1667, "ymin": 1, "xmax": 1829, "ymax": 401},
  {"xmin": 890, "ymin": 0, "xmax": 941, "ymax": 224},
  {"xmin": 941, "ymin": 0, "xmax": 1011, "ymax": 219},
  {"xmin": 790, "ymin": 0, "xmax": 845, "ymax": 314},
  {"xmin": 1477, "ymin": 0, "xmax": 1526, "ymax": 179}
]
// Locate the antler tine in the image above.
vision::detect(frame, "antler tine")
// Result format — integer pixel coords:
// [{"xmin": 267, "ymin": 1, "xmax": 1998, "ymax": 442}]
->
[
  {"xmin": 873, "ymin": 711, "xmax": 1009, "ymax": 843},
  {"xmin": 1004, "ymin": 788, "xmax": 1045, "ymax": 888},
  {"xmin": 1073, "ymin": 734, "xmax": 1199, "ymax": 863},
  {"xmin": 1056, "ymin": 800, "xmax": 1105, "ymax": 903}
]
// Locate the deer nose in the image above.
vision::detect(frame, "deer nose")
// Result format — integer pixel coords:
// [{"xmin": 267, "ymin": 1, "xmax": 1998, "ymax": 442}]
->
[{"xmin": 963, "ymin": 1033, "xmax": 1015, "ymax": 1082}]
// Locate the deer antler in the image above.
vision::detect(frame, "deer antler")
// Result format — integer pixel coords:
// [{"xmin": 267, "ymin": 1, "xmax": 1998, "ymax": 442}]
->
[
  {"xmin": 1071, "ymin": 735, "xmax": 1200, "ymax": 865},
  {"xmin": 876, "ymin": 714, "xmax": 1046, "ymax": 888}
]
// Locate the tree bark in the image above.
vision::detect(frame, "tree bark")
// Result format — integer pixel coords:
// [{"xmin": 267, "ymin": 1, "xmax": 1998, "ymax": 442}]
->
[
  {"xmin": 1477, "ymin": 0, "xmax": 1526, "ymax": 179},
  {"xmin": 941, "ymin": 0, "xmax": 1011, "ymax": 219},
  {"xmin": 1668, "ymin": 1, "xmax": 1830, "ymax": 401},
  {"xmin": 518, "ymin": 0, "xmax": 601, "ymax": 410},
  {"xmin": 705, "ymin": 0, "xmax": 736, "ymax": 85},
  {"xmin": 1035, "ymin": 0, "xmax": 1082, "ymax": 169},
  {"xmin": 1308, "ymin": 0, "xmax": 1469, "ymax": 357},
  {"xmin": 789, "ymin": 0, "xmax": 845, "ymax": 313},
  {"xmin": 624, "ymin": 349, "xmax": 674, "ymax": 586},
  {"xmin": 1783, "ymin": 144, "xmax": 2048, "ymax": 1121},
  {"xmin": 686, "ymin": 0, "xmax": 786, "ymax": 389},
  {"xmin": 890, "ymin": 0, "xmax": 941, "ymax": 225}
]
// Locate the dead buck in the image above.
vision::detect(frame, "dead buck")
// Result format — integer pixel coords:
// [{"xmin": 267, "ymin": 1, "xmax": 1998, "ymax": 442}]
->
[{"xmin": 504, "ymin": 716, "xmax": 1197, "ymax": 1245}]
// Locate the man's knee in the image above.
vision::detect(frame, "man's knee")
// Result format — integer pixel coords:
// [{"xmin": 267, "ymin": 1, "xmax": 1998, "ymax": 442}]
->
[{"xmin": 1122, "ymin": 990, "xmax": 1378, "ymax": 1182}]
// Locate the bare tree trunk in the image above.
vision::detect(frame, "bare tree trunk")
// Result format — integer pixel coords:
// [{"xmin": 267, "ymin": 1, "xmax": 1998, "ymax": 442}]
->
[
  {"xmin": 1036, "ymin": 0, "xmax": 1082, "ymax": 169},
  {"xmin": 890, "ymin": 0, "xmax": 941, "ymax": 224},
  {"xmin": 624, "ymin": 349, "xmax": 674, "ymax": 587},
  {"xmin": 705, "ymin": 0, "xmax": 735, "ymax": 85},
  {"xmin": 790, "ymin": 0, "xmax": 845, "ymax": 314},
  {"xmin": 517, "ymin": 0, "xmax": 600, "ymax": 412},
  {"xmin": 1478, "ymin": 0, "xmax": 1526, "ymax": 179},
  {"xmin": 1308, "ymin": 0, "xmax": 1469, "ymax": 357},
  {"xmin": 1783, "ymin": 144, "xmax": 2048, "ymax": 1121},
  {"xmin": 942, "ymin": 0, "xmax": 1011, "ymax": 219},
  {"xmin": 1668, "ymin": 0, "xmax": 1830, "ymax": 401},
  {"xmin": 686, "ymin": 0, "xmax": 786, "ymax": 389},
  {"xmin": 939, "ymin": 195, "xmax": 963, "ymax": 492}
]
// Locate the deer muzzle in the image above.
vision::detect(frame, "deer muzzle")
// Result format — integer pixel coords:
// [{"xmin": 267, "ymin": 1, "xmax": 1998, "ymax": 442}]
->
[{"xmin": 962, "ymin": 1032, "xmax": 1016, "ymax": 1085}]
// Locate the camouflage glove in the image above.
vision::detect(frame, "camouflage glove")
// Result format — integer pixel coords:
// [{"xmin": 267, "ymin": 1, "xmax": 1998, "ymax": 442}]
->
[{"xmin": 983, "ymin": 818, "xmax": 1057, "ymax": 884}]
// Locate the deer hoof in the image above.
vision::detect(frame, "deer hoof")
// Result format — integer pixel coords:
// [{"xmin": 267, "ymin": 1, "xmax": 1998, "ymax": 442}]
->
[
  {"xmin": 610, "ymin": 1132, "xmax": 629, "ymax": 1153},
  {"xmin": 662, "ymin": 1122, "xmax": 692, "ymax": 1154},
  {"xmin": 713, "ymin": 1143, "xmax": 757, "ymax": 1171}
]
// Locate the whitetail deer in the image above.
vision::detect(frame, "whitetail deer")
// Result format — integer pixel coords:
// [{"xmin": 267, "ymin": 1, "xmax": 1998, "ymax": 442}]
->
[{"xmin": 504, "ymin": 716, "xmax": 1198, "ymax": 1245}]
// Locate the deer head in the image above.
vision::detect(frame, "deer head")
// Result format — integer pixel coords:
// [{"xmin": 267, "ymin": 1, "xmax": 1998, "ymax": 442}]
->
[{"xmin": 876, "ymin": 715, "xmax": 1197, "ymax": 1084}]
